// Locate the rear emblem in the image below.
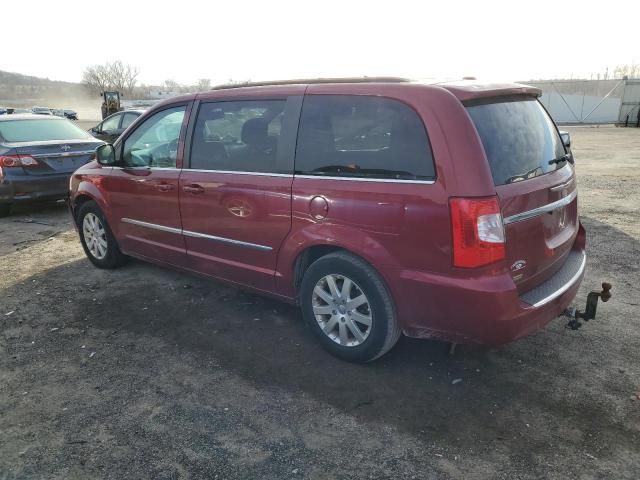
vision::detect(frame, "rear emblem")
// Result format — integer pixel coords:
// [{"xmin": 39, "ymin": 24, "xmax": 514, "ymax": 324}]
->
[
  {"xmin": 60, "ymin": 145, "xmax": 71, "ymax": 151},
  {"xmin": 511, "ymin": 260, "xmax": 527, "ymax": 272}
]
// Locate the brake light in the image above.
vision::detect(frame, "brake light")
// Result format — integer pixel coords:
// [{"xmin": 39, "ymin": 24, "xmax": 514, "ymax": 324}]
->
[
  {"xmin": 0, "ymin": 155, "xmax": 39, "ymax": 168},
  {"xmin": 450, "ymin": 196, "xmax": 505, "ymax": 268}
]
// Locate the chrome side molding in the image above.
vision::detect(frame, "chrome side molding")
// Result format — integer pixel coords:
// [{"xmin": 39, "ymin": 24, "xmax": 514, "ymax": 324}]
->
[
  {"xmin": 181, "ymin": 229, "xmax": 272, "ymax": 251},
  {"xmin": 294, "ymin": 174, "xmax": 435, "ymax": 184},
  {"xmin": 121, "ymin": 218, "xmax": 272, "ymax": 251},
  {"xmin": 122, "ymin": 218, "xmax": 182, "ymax": 234}
]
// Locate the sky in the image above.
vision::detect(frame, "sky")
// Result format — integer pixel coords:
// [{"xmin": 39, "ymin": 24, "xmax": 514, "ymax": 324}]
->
[{"xmin": 2, "ymin": 0, "xmax": 639, "ymax": 86}]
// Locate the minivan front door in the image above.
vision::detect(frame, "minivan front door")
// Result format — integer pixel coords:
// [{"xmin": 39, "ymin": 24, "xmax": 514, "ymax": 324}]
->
[
  {"xmin": 179, "ymin": 97, "xmax": 301, "ymax": 292},
  {"xmin": 105, "ymin": 105, "xmax": 189, "ymax": 266}
]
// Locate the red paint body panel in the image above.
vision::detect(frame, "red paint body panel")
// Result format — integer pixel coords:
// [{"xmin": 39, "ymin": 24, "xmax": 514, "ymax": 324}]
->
[
  {"xmin": 179, "ymin": 170, "xmax": 293, "ymax": 291},
  {"xmin": 105, "ymin": 167, "xmax": 187, "ymax": 264},
  {"xmin": 69, "ymin": 80, "xmax": 585, "ymax": 347},
  {"xmin": 497, "ymin": 164, "xmax": 578, "ymax": 293}
]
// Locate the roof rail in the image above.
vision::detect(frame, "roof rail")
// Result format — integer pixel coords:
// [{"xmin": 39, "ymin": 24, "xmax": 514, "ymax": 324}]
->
[{"xmin": 211, "ymin": 76, "xmax": 411, "ymax": 90}]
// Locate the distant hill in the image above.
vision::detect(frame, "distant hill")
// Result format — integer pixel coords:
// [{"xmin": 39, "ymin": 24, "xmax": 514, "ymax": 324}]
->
[
  {"xmin": 0, "ymin": 70, "xmax": 79, "ymax": 87},
  {"xmin": 0, "ymin": 70, "xmax": 101, "ymax": 119}
]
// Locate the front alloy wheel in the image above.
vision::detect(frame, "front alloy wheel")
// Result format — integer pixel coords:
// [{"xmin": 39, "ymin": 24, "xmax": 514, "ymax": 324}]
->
[
  {"xmin": 82, "ymin": 212, "xmax": 108, "ymax": 260},
  {"xmin": 76, "ymin": 200, "xmax": 126, "ymax": 269}
]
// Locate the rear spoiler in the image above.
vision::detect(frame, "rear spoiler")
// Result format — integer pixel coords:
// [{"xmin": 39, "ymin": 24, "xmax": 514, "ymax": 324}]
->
[{"xmin": 441, "ymin": 83, "xmax": 542, "ymax": 103}]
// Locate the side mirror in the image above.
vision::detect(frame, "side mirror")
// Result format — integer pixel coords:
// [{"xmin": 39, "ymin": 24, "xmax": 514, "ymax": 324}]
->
[
  {"xmin": 96, "ymin": 144, "xmax": 116, "ymax": 166},
  {"xmin": 559, "ymin": 131, "xmax": 571, "ymax": 149}
]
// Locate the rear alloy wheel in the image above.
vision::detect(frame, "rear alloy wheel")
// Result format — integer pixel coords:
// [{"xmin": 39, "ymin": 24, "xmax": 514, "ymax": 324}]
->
[
  {"xmin": 77, "ymin": 201, "xmax": 126, "ymax": 269},
  {"xmin": 300, "ymin": 252, "xmax": 401, "ymax": 362},
  {"xmin": 312, "ymin": 274, "xmax": 372, "ymax": 347}
]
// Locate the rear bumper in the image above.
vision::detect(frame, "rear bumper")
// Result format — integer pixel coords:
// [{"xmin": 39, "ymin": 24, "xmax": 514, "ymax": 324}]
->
[
  {"xmin": 397, "ymin": 248, "xmax": 586, "ymax": 346},
  {"xmin": 0, "ymin": 173, "xmax": 70, "ymax": 203}
]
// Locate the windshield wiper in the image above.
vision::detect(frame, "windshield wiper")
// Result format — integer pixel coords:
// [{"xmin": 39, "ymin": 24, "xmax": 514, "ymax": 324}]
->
[
  {"xmin": 548, "ymin": 154, "xmax": 571, "ymax": 166},
  {"xmin": 506, "ymin": 166, "xmax": 543, "ymax": 184}
]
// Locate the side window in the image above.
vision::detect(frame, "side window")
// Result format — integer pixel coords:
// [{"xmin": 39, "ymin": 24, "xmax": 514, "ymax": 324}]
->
[
  {"xmin": 122, "ymin": 106, "xmax": 186, "ymax": 168},
  {"xmin": 189, "ymin": 100, "xmax": 286, "ymax": 173},
  {"xmin": 101, "ymin": 114, "xmax": 121, "ymax": 132},
  {"xmin": 295, "ymin": 95, "xmax": 435, "ymax": 180},
  {"xmin": 121, "ymin": 112, "xmax": 138, "ymax": 130}
]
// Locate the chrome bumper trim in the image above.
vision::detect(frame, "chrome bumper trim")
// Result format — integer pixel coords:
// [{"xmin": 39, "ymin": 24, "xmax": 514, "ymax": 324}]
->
[
  {"xmin": 31, "ymin": 150, "xmax": 96, "ymax": 158},
  {"xmin": 521, "ymin": 251, "xmax": 586, "ymax": 308}
]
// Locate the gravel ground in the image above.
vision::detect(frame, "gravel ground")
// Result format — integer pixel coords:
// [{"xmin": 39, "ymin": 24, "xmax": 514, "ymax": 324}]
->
[{"xmin": 1, "ymin": 127, "xmax": 639, "ymax": 479}]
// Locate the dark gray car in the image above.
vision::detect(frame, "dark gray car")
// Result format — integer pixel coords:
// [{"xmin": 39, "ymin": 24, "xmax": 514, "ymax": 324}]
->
[
  {"xmin": 0, "ymin": 114, "xmax": 103, "ymax": 216},
  {"xmin": 88, "ymin": 110, "xmax": 144, "ymax": 143}
]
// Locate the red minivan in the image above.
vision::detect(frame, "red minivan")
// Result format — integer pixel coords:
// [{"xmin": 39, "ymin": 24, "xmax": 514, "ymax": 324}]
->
[{"xmin": 69, "ymin": 78, "xmax": 586, "ymax": 362}]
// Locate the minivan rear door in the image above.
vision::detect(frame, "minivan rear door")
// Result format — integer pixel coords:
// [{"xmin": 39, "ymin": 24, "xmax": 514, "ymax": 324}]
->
[
  {"xmin": 466, "ymin": 97, "xmax": 578, "ymax": 292},
  {"xmin": 179, "ymin": 95, "xmax": 302, "ymax": 292}
]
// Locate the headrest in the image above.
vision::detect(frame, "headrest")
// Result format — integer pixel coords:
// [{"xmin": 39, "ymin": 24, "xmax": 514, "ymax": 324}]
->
[{"xmin": 241, "ymin": 118, "xmax": 269, "ymax": 146}]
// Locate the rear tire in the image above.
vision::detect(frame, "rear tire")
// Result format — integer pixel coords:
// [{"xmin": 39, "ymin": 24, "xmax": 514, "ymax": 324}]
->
[
  {"xmin": 77, "ymin": 201, "xmax": 127, "ymax": 269},
  {"xmin": 299, "ymin": 251, "xmax": 401, "ymax": 362},
  {"xmin": 0, "ymin": 204, "xmax": 10, "ymax": 217}
]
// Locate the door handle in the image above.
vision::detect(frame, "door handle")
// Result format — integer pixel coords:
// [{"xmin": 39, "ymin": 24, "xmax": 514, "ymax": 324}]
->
[
  {"xmin": 155, "ymin": 183, "xmax": 174, "ymax": 192},
  {"xmin": 183, "ymin": 184, "xmax": 205, "ymax": 194}
]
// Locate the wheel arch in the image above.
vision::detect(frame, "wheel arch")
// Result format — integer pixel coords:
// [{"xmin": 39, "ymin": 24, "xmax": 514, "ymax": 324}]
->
[
  {"xmin": 288, "ymin": 240, "xmax": 398, "ymax": 307},
  {"xmin": 71, "ymin": 181, "xmax": 110, "ymax": 223}
]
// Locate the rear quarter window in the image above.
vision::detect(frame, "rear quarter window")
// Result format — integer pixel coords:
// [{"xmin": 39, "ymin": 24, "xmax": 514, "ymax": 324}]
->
[
  {"xmin": 465, "ymin": 97, "xmax": 567, "ymax": 186},
  {"xmin": 295, "ymin": 95, "xmax": 435, "ymax": 180}
]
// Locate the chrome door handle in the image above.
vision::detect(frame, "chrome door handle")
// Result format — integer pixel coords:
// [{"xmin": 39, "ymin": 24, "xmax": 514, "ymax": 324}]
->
[{"xmin": 183, "ymin": 184, "xmax": 205, "ymax": 194}]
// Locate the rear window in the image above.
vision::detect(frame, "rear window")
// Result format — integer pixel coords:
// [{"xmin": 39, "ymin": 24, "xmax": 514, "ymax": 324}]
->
[
  {"xmin": 466, "ymin": 97, "xmax": 567, "ymax": 185},
  {"xmin": 0, "ymin": 119, "xmax": 92, "ymax": 143},
  {"xmin": 295, "ymin": 95, "xmax": 435, "ymax": 180}
]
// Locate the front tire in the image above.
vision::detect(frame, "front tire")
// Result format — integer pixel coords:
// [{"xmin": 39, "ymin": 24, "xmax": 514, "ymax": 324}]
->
[
  {"xmin": 299, "ymin": 252, "xmax": 401, "ymax": 362},
  {"xmin": 77, "ymin": 201, "xmax": 126, "ymax": 269}
]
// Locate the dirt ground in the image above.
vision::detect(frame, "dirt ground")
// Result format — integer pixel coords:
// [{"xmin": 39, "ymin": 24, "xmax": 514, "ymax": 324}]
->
[{"xmin": 1, "ymin": 127, "xmax": 639, "ymax": 479}]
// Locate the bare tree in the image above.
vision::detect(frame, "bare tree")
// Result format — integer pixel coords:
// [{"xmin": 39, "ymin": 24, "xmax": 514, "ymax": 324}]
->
[
  {"xmin": 195, "ymin": 78, "xmax": 211, "ymax": 91},
  {"xmin": 164, "ymin": 79, "xmax": 180, "ymax": 92},
  {"xmin": 122, "ymin": 64, "xmax": 139, "ymax": 95},
  {"xmin": 614, "ymin": 64, "xmax": 640, "ymax": 79},
  {"xmin": 82, "ymin": 61, "xmax": 140, "ymax": 95},
  {"xmin": 82, "ymin": 65, "xmax": 110, "ymax": 94}
]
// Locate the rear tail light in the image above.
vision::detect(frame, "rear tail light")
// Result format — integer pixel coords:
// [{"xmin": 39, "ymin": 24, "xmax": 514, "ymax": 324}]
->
[
  {"xmin": 0, "ymin": 155, "xmax": 40, "ymax": 168},
  {"xmin": 450, "ymin": 196, "xmax": 505, "ymax": 268}
]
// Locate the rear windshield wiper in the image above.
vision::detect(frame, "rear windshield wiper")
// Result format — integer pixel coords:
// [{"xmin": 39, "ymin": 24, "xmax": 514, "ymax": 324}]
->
[
  {"xmin": 548, "ymin": 154, "xmax": 571, "ymax": 166},
  {"xmin": 506, "ymin": 166, "xmax": 543, "ymax": 184}
]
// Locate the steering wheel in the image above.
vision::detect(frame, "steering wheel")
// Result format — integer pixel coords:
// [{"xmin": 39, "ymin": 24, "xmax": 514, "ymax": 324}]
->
[
  {"xmin": 150, "ymin": 137, "xmax": 179, "ymax": 167},
  {"xmin": 168, "ymin": 137, "xmax": 179, "ymax": 158}
]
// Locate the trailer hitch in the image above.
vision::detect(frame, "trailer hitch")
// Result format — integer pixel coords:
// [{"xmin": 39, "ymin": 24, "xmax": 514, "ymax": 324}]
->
[{"xmin": 565, "ymin": 282, "xmax": 612, "ymax": 330}]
